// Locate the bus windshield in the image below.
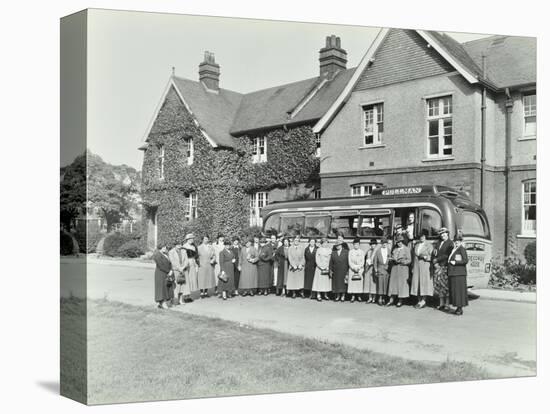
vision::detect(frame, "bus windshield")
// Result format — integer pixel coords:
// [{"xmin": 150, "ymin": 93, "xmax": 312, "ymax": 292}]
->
[{"xmin": 458, "ymin": 209, "xmax": 490, "ymax": 239}]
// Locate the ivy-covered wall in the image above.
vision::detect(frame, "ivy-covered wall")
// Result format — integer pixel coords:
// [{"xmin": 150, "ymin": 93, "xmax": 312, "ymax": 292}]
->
[{"xmin": 141, "ymin": 86, "xmax": 319, "ymax": 248}]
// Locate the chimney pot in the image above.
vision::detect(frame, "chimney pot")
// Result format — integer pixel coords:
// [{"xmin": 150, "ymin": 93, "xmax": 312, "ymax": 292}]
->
[
  {"xmin": 319, "ymin": 35, "xmax": 347, "ymax": 78},
  {"xmin": 199, "ymin": 51, "xmax": 220, "ymax": 92}
]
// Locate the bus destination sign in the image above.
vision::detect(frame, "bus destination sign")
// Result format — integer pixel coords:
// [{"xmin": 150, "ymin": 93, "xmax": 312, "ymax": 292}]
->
[{"xmin": 381, "ymin": 187, "xmax": 423, "ymax": 196}]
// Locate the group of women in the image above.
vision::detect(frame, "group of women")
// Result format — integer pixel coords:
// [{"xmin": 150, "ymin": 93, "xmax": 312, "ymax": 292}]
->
[{"xmin": 153, "ymin": 226, "xmax": 469, "ymax": 316}]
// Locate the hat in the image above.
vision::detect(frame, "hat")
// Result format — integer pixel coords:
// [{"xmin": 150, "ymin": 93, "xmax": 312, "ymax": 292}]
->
[
  {"xmin": 395, "ymin": 235, "xmax": 404, "ymax": 243},
  {"xmin": 259, "ymin": 237, "xmax": 267, "ymax": 243},
  {"xmin": 437, "ymin": 227, "xmax": 449, "ymax": 235},
  {"xmin": 381, "ymin": 237, "xmax": 389, "ymax": 244},
  {"xmin": 454, "ymin": 234, "xmax": 463, "ymax": 242},
  {"xmin": 320, "ymin": 237, "xmax": 328, "ymax": 244},
  {"xmin": 184, "ymin": 233, "xmax": 195, "ymax": 241},
  {"xmin": 370, "ymin": 238, "xmax": 377, "ymax": 245},
  {"xmin": 334, "ymin": 239, "xmax": 343, "ymax": 246},
  {"xmin": 352, "ymin": 237, "xmax": 361, "ymax": 244}
]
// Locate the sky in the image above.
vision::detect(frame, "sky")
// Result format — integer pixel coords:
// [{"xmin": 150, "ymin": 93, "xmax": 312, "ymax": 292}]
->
[{"xmin": 78, "ymin": 9, "xmax": 494, "ymax": 169}]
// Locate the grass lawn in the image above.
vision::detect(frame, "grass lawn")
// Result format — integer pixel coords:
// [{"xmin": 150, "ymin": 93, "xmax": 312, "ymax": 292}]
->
[{"xmin": 61, "ymin": 297, "xmax": 488, "ymax": 405}]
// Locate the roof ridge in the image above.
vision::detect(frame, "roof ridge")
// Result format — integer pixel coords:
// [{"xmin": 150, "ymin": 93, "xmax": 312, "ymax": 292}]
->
[
  {"xmin": 461, "ymin": 34, "xmax": 506, "ymax": 45},
  {"xmin": 172, "ymin": 75, "xmax": 243, "ymax": 96}
]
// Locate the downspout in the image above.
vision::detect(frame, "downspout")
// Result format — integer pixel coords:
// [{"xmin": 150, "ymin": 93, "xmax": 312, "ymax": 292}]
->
[
  {"xmin": 480, "ymin": 54, "xmax": 487, "ymax": 209},
  {"xmin": 504, "ymin": 88, "xmax": 513, "ymax": 256}
]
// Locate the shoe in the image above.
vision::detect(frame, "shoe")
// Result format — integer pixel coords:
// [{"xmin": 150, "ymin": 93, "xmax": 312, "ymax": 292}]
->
[
  {"xmin": 455, "ymin": 308, "xmax": 463, "ymax": 316},
  {"xmin": 385, "ymin": 301, "xmax": 394, "ymax": 307},
  {"xmin": 357, "ymin": 296, "xmax": 363, "ymax": 302},
  {"xmin": 317, "ymin": 296, "xmax": 322, "ymax": 302},
  {"xmin": 340, "ymin": 296, "xmax": 345, "ymax": 302},
  {"xmin": 350, "ymin": 296, "xmax": 355, "ymax": 303},
  {"xmin": 396, "ymin": 301, "xmax": 403, "ymax": 308},
  {"xmin": 417, "ymin": 301, "xmax": 426, "ymax": 309},
  {"xmin": 292, "ymin": 292, "xmax": 296, "ymax": 299}
]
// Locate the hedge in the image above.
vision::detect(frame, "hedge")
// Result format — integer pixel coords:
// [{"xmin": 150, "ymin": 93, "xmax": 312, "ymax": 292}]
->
[
  {"xmin": 524, "ymin": 242, "xmax": 536, "ymax": 266},
  {"xmin": 60, "ymin": 230, "xmax": 79, "ymax": 256},
  {"xmin": 117, "ymin": 240, "xmax": 145, "ymax": 258},
  {"xmin": 102, "ymin": 232, "xmax": 135, "ymax": 257}
]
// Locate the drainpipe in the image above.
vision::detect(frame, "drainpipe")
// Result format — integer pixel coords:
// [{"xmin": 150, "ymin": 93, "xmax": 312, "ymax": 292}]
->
[
  {"xmin": 480, "ymin": 54, "xmax": 487, "ymax": 209},
  {"xmin": 504, "ymin": 88, "xmax": 513, "ymax": 256}
]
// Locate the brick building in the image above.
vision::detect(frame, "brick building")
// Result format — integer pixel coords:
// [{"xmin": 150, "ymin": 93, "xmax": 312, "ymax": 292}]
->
[{"xmin": 314, "ymin": 29, "xmax": 536, "ymax": 257}]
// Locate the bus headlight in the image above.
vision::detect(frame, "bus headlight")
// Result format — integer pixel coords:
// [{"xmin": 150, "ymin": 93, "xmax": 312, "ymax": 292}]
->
[{"xmin": 485, "ymin": 263, "xmax": 491, "ymax": 273}]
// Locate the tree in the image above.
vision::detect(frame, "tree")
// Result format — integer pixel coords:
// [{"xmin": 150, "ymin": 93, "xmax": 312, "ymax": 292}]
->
[{"xmin": 60, "ymin": 153, "xmax": 87, "ymax": 231}]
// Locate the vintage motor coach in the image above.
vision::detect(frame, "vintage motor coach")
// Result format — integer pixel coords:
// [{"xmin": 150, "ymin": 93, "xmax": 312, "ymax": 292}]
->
[{"xmin": 261, "ymin": 185, "xmax": 492, "ymax": 288}]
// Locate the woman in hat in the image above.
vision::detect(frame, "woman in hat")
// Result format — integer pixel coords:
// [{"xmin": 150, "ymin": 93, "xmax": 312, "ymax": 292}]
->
[
  {"xmin": 363, "ymin": 239, "xmax": 378, "ymax": 303},
  {"xmin": 330, "ymin": 238, "xmax": 349, "ymax": 301},
  {"xmin": 287, "ymin": 235, "xmax": 305, "ymax": 298},
  {"xmin": 275, "ymin": 237, "xmax": 290, "ymax": 296},
  {"xmin": 238, "ymin": 238, "xmax": 259, "ymax": 296},
  {"xmin": 257, "ymin": 237, "xmax": 274, "ymax": 295},
  {"xmin": 373, "ymin": 237, "xmax": 391, "ymax": 305},
  {"xmin": 347, "ymin": 237, "xmax": 366, "ymax": 302},
  {"xmin": 304, "ymin": 238, "xmax": 318, "ymax": 299},
  {"xmin": 218, "ymin": 240, "xmax": 236, "ymax": 300},
  {"xmin": 410, "ymin": 229, "xmax": 434, "ymax": 308},
  {"xmin": 448, "ymin": 234, "xmax": 469, "ymax": 315},
  {"xmin": 152, "ymin": 243, "xmax": 173, "ymax": 309},
  {"xmin": 433, "ymin": 227, "xmax": 454, "ymax": 311},
  {"xmin": 182, "ymin": 233, "xmax": 199, "ymax": 300},
  {"xmin": 197, "ymin": 235, "xmax": 217, "ymax": 298},
  {"xmin": 386, "ymin": 235, "xmax": 411, "ymax": 307},
  {"xmin": 312, "ymin": 238, "xmax": 331, "ymax": 301}
]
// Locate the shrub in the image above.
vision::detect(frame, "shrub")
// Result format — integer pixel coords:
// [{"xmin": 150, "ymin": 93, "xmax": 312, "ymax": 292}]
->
[
  {"xmin": 102, "ymin": 232, "xmax": 134, "ymax": 257},
  {"xmin": 117, "ymin": 240, "xmax": 145, "ymax": 258},
  {"xmin": 524, "ymin": 242, "xmax": 536, "ymax": 266},
  {"xmin": 238, "ymin": 225, "xmax": 263, "ymax": 240},
  {"xmin": 86, "ymin": 233, "xmax": 105, "ymax": 254},
  {"xmin": 60, "ymin": 230, "xmax": 79, "ymax": 256},
  {"xmin": 489, "ymin": 256, "xmax": 536, "ymax": 289}
]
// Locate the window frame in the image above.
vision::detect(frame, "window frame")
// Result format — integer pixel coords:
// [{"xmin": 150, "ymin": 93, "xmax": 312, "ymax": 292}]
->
[
  {"xmin": 426, "ymin": 95, "xmax": 453, "ymax": 159},
  {"xmin": 184, "ymin": 137, "xmax": 194, "ymax": 165},
  {"xmin": 522, "ymin": 91, "xmax": 536, "ymax": 138},
  {"xmin": 185, "ymin": 192, "xmax": 198, "ymax": 221},
  {"xmin": 350, "ymin": 183, "xmax": 376, "ymax": 197},
  {"xmin": 158, "ymin": 145, "xmax": 165, "ymax": 180},
  {"xmin": 251, "ymin": 136, "xmax": 267, "ymax": 164},
  {"xmin": 250, "ymin": 191, "xmax": 268, "ymax": 226},
  {"xmin": 362, "ymin": 102, "xmax": 384, "ymax": 147},
  {"xmin": 315, "ymin": 133, "xmax": 321, "ymax": 158},
  {"xmin": 521, "ymin": 179, "xmax": 536, "ymax": 237}
]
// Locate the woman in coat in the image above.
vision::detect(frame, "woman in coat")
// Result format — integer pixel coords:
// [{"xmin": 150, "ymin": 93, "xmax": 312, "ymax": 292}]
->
[
  {"xmin": 410, "ymin": 230, "xmax": 434, "ymax": 308},
  {"xmin": 152, "ymin": 243, "xmax": 172, "ymax": 309},
  {"xmin": 330, "ymin": 240, "xmax": 349, "ymax": 302},
  {"xmin": 448, "ymin": 235, "xmax": 469, "ymax": 315},
  {"xmin": 287, "ymin": 236, "xmax": 305, "ymax": 298},
  {"xmin": 373, "ymin": 238, "xmax": 391, "ymax": 305},
  {"xmin": 347, "ymin": 237, "xmax": 365, "ymax": 303},
  {"xmin": 182, "ymin": 233, "xmax": 199, "ymax": 299},
  {"xmin": 303, "ymin": 238, "xmax": 317, "ymax": 299},
  {"xmin": 312, "ymin": 238, "xmax": 331, "ymax": 301},
  {"xmin": 363, "ymin": 239, "xmax": 378, "ymax": 303},
  {"xmin": 275, "ymin": 238, "xmax": 290, "ymax": 296},
  {"xmin": 257, "ymin": 238, "xmax": 274, "ymax": 295},
  {"xmin": 433, "ymin": 227, "xmax": 454, "ymax": 311},
  {"xmin": 197, "ymin": 235, "xmax": 217, "ymax": 298},
  {"xmin": 231, "ymin": 237, "xmax": 241, "ymax": 296},
  {"xmin": 218, "ymin": 240, "xmax": 236, "ymax": 300},
  {"xmin": 387, "ymin": 235, "xmax": 411, "ymax": 307},
  {"xmin": 238, "ymin": 238, "xmax": 259, "ymax": 296}
]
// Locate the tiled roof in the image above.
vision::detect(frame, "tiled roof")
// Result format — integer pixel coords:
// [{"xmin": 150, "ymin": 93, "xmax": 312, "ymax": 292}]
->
[
  {"xmin": 462, "ymin": 35, "xmax": 536, "ymax": 88},
  {"xmin": 172, "ymin": 77, "xmax": 243, "ymax": 148}
]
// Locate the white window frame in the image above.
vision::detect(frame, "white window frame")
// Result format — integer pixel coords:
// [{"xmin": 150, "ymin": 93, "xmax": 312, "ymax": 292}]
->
[
  {"xmin": 426, "ymin": 96, "xmax": 453, "ymax": 159},
  {"xmin": 252, "ymin": 137, "xmax": 267, "ymax": 163},
  {"xmin": 362, "ymin": 103, "xmax": 384, "ymax": 147},
  {"xmin": 158, "ymin": 145, "xmax": 165, "ymax": 180},
  {"xmin": 351, "ymin": 184, "xmax": 376, "ymax": 197},
  {"xmin": 250, "ymin": 191, "xmax": 268, "ymax": 226},
  {"xmin": 521, "ymin": 180, "xmax": 536, "ymax": 236},
  {"xmin": 185, "ymin": 192, "xmax": 198, "ymax": 221},
  {"xmin": 315, "ymin": 133, "xmax": 321, "ymax": 158},
  {"xmin": 522, "ymin": 92, "xmax": 536, "ymax": 138},
  {"xmin": 185, "ymin": 137, "xmax": 194, "ymax": 165}
]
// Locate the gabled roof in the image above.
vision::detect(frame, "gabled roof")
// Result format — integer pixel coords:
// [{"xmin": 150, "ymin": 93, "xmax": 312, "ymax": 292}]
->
[{"xmin": 462, "ymin": 35, "xmax": 536, "ymax": 88}]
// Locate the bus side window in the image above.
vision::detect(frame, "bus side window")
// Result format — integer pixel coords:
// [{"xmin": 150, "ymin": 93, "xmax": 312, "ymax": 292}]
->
[
  {"xmin": 330, "ymin": 212, "xmax": 359, "ymax": 238},
  {"xmin": 419, "ymin": 208, "xmax": 442, "ymax": 238},
  {"xmin": 263, "ymin": 213, "xmax": 280, "ymax": 236}
]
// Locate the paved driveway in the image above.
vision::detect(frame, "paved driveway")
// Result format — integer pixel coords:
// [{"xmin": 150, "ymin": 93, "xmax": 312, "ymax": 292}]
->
[{"xmin": 61, "ymin": 258, "xmax": 537, "ymax": 378}]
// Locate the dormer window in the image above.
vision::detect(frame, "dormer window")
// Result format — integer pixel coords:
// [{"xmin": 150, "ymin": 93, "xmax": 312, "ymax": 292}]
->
[
  {"xmin": 252, "ymin": 137, "xmax": 267, "ymax": 163},
  {"xmin": 158, "ymin": 145, "xmax": 165, "ymax": 180},
  {"xmin": 184, "ymin": 137, "xmax": 194, "ymax": 165}
]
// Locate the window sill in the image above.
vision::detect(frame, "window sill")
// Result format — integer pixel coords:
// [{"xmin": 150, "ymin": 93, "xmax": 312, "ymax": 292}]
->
[
  {"xmin": 517, "ymin": 234, "xmax": 536, "ymax": 239},
  {"xmin": 422, "ymin": 156, "xmax": 455, "ymax": 162},
  {"xmin": 359, "ymin": 144, "xmax": 385, "ymax": 150},
  {"xmin": 518, "ymin": 135, "xmax": 536, "ymax": 141}
]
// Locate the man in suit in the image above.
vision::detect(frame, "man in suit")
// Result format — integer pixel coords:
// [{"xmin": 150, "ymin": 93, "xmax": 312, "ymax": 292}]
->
[{"xmin": 373, "ymin": 237, "xmax": 391, "ymax": 305}]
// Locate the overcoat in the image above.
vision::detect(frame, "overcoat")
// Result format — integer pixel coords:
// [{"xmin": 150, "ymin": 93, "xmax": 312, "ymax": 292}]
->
[
  {"xmin": 388, "ymin": 245, "xmax": 412, "ymax": 298},
  {"xmin": 329, "ymin": 248, "xmax": 349, "ymax": 294},
  {"xmin": 257, "ymin": 244, "xmax": 274, "ymax": 289},
  {"xmin": 304, "ymin": 246, "xmax": 317, "ymax": 291},
  {"xmin": 275, "ymin": 245, "xmax": 289, "ymax": 289},
  {"xmin": 238, "ymin": 246, "xmax": 259, "ymax": 290},
  {"xmin": 373, "ymin": 246, "xmax": 391, "ymax": 295},
  {"xmin": 169, "ymin": 247, "xmax": 190, "ymax": 296},
  {"xmin": 433, "ymin": 238, "xmax": 454, "ymax": 297},
  {"xmin": 213, "ymin": 242, "xmax": 225, "ymax": 283},
  {"xmin": 363, "ymin": 247, "xmax": 377, "ymax": 294},
  {"xmin": 287, "ymin": 244, "xmax": 305, "ymax": 290},
  {"xmin": 197, "ymin": 243, "xmax": 216, "ymax": 290},
  {"xmin": 152, "ymin": 249, "xmax": 172, "ymax": 302},
  {"xmin": 410, "ymin": 240, "xmax": 434, "ymax": 296},
  {"xmin": 347, "ymin": 248, "xmax": 366, "ymax": 294},
  {"xmin": 231, "ymin": 245, "xmax": 241, "ymax": 289},
  {"xmin": 312, "ymin": 246, "xmax": 332, "ymax": 293},
  {"xmin": 182, "ymin": 243, "xmax": 199, "ymax": 293},
  {"xmin": 448, "ymin": 245, "xmax": 469, "ymax": 307},
  {"xmin": 218, "ymin": 248, "xmax": 236, "ymax": 293}
]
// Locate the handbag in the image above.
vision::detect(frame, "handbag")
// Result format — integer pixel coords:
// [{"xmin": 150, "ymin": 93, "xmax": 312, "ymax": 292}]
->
[
  {"xmin": 176, "ymin": 274, "xmax": 186, "ymax": 285},
  {"xmin": 351, "ymin": 271, "xmax": 362, "ymax": 281},
  {"xmin": 218, "ymin": 271, "xmax": 228, "ymax": 283},
  {"xmin": 166, "ymin": 271, "xmax": 176, "ymax": 286}
]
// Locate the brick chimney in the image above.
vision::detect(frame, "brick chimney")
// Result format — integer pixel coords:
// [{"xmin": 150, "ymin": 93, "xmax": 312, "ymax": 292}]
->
[
  {"xmin": 319, "ymin": 35, "xmax": 347, "ymax": 78},
  {"xmin": 199, "ymin": 51, "xmax": 220, "ymax": 92}
]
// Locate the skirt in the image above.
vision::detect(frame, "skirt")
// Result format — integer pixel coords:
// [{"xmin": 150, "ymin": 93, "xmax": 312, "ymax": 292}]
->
[
  {"xmin": 347, "ymin": 270, "xmax": 364, "ymax": 294},
  {"xmin": 312, "ymin": 268, "xmax": 331, "ymax": 292},
  {"xmin": 433, "ymin": 264, "xmax": 449, "ymax": 297},
  {"xmin": 388, "ymin": 266, "xmax": 409, "ymax": 298},
  {"xmin": 449, "ymin": 275, "xmax": 468, "ymax": 307},
  {"xmin": 376, "ymin": 273, "xmax": 389, "ymax": 295},
  {"xmin": 187, "ymin": 262, "xmax": 199, "ymax": 293},
  {"xmin": 197, "ymin": 264, "xmax": 216, "ymax": 290},
  {"xmin": 287, "ymin": 268, "xmax": 304, "ymax": 290},
  {"xmin": 410, "ymin": 260, "xmax": 433, "ymax": 297},
  {"xmin": 363, "ymin": 267, "xmax": 377, "ymax": 294}
]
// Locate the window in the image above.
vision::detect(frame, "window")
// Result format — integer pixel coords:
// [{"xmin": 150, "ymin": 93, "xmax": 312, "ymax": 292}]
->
[
  {"xmin": 363, "ymin": 103, "xmax": 384, "ymax": 146},
  {"xmin": 263, "ymin": 213, "xmax": 280, "ymax": 236},
  {"xmin": 313, "ymin": 189, "xmax": 321, "ymax": 199},
  {"xmin": 184, "ymin": 137, "xmax": 194, "ymax": 165},
  {"xmin": 426, "ymin": 96, "xmax": 452, "ymax": 158},
  {"xmin": 351, "ymin": 184, "xmax": 376, "ymax": 197},
  {"xmin": 315, "ymin": 133, "xmax": 321, "ymax": 157},
  {"xmin": 522, "ymin": 180, "xmax": 536, "ymax": 235},
  {"xmin": 158, "ymin": 145, "xmax": 165, "ymax": 179},
  {"xmin": 280, "ymin": 214, "xmax": 304, "ymax": 237},
  {"xmin": 252, "ymin": 137, "xmax": 267, "ymax": 163},
  {"xmin": 458, "ymin": 210, "xmax": 489, "ymax": 239},
  {"xmin": 184, "ymin": 192, "xmax": 198, "ymax": 221},
  {"xmin": 419, "ymin": 208, "xmax": 443, "ymax": 239},
  {"xmin": 304, "ymin": 215, "xmax": 331, "ymax": 237},
  {"xmin": 357, "ymin": 210, "xmax": 392, "ymax": 238},
  {"xmin": 329, "ymin": 211, "xmax": 359, "ymax": 238},
  {"xmin": 250, "ymin": 191, "xmax": 268, "ymax": 226},
  {"xmin": 523, "ymin": 92, "xmax": 536, "ymax": 137}
]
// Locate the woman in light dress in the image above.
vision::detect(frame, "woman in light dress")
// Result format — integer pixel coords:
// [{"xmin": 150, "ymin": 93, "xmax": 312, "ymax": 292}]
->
[
  {"xmin": 410, "ymin": 230, "xmax": 434, "ymax": 308},
  {"xmin": 182, "ymin": 233, "xmax": 199, "ymax": 298},
  {"xmin": 363, "ymin": 239, "xmax": 378, "ymax": 303},
  {"xmin": 312, "ymin": 238, "xmax": 331, "ymax": 301},
  {"xmin": 347, "ymin": 237, "xmax": 366, "ymax": 303},
  {"xmin": 287, "ymin": 236, "xmax": 305, "ymax": 299},
  {"xmin": 238, "ymin": 238, "xmax": 259, "ymax": 296},
  {"xmin": 197, "ymin": 235, "xmax": 217, "ymax": 298},
  {"xmin": 386, "ymin": 235, "xmax": 411, "ymax": 307}
]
